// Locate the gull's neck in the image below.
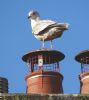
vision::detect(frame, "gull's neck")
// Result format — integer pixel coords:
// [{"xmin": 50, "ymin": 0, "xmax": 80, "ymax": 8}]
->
[{"xmin": 31, "ymin": 17, "xmax": 40, "ymax": 29}]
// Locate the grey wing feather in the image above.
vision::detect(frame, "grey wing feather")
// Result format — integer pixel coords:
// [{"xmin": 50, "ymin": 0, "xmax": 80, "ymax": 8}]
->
[{"xmin": 32, "ymin": 20, "xmax": 57, "ymax": 35}]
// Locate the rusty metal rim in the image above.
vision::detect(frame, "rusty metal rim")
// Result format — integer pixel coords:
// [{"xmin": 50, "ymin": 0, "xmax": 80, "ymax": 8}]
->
[{"xmin": 25, "ymin": 70, "xmax": 63, "ymax": 80}]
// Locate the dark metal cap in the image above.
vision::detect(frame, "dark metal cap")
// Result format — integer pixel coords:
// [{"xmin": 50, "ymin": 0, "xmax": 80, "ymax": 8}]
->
[
  {"xmin": 22, "ymin": 49, "xmax": 65, "ymax": 64},
  {"xmin": 75, "ymin": 50, "xmax": 89, "ymax": 64}
]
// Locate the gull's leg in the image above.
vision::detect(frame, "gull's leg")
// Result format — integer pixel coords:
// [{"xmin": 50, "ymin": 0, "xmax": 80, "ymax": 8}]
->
[{"xmin": 50, "ymin": 40, "xmax": 53, "ymax": 49}]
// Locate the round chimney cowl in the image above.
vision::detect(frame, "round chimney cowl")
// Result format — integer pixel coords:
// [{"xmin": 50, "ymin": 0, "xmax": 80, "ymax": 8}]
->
[{"xmin": 0, "ymin": 77, "xmax": 8, "ymax": 93}]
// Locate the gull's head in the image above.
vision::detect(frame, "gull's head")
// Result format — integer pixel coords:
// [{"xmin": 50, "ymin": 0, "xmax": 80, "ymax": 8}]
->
[{"xmin": 28, "ymin": 10, "xmax": 40, "ymax": 20}]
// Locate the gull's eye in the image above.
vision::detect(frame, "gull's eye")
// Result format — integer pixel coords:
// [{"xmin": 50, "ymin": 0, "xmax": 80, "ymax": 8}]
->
[{"xmin": 32, "ymin": 12, "xmax": 36, "ymax": 15}]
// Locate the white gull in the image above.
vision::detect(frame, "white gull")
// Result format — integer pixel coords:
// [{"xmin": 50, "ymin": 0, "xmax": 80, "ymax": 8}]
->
[{"xmin": 28, "ymin": 10, "xmax": 69, "ymax": 48}]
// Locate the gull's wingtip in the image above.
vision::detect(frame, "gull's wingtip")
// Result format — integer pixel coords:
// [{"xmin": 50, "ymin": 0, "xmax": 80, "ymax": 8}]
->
[{"xmin": 64, "ymin": 23, "xmax": 70, "ymax": 29}]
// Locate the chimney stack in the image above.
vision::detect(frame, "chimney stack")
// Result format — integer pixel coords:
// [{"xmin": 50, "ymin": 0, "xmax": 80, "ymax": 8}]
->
[
  {"xmin": 0, "ymin": 77, "xmax": 8, "ymax": 93},
  {"xmin": 22, "ymin": 49, "xmax": 65, "ymax": 94},
  {"xmin": 75, "ymin": 50, "xmax": 89, "ymax": 94}
]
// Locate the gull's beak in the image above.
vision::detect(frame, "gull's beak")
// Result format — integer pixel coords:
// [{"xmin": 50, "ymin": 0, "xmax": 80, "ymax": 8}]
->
[{"xmin": 28, "ymin": 16, "xmax": 31, "ymax": 19}]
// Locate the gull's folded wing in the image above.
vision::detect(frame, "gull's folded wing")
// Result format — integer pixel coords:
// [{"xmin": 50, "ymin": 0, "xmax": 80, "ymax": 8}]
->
[{"xmin": 33, "ymin": 20, "xmax": 69, "ymax": 35}]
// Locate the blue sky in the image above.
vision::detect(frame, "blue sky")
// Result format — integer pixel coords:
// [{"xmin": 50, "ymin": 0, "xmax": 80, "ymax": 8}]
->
[{"xmin": 0, "ymin": 0, "xmax": 89, "ymax": 93}]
